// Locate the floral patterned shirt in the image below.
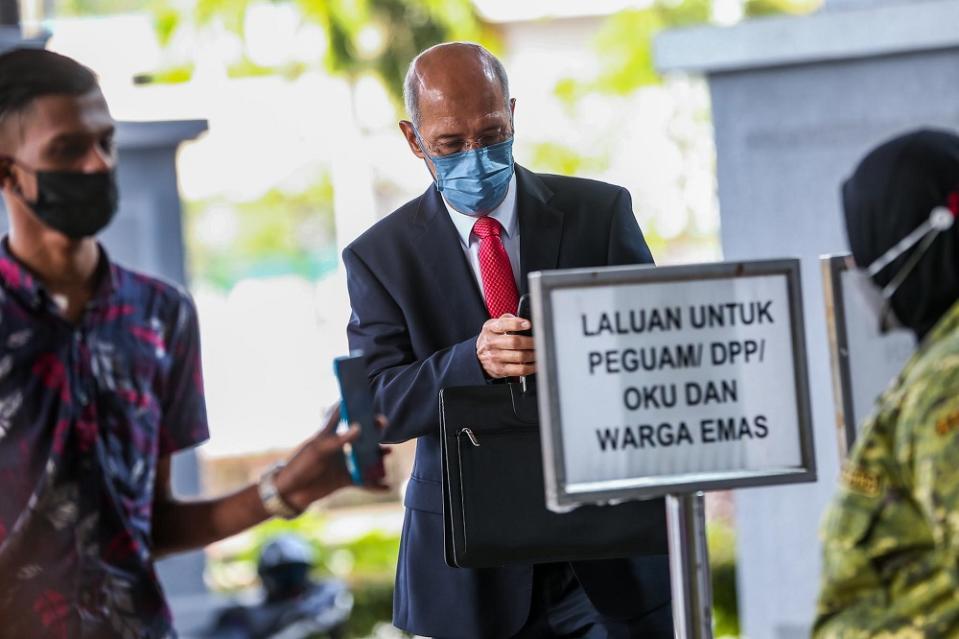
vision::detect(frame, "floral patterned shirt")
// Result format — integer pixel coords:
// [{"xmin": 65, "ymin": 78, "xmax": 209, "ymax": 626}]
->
[{"xmin": 0, "ymin": 240, "xmax": 209, "ymax": 639}]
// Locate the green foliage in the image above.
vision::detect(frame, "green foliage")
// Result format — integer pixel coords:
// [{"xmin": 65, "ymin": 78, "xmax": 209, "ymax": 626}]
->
[
  {"xmin": 708, "ymin": 520, "xmax": 740, "ymax": 638},
  {"xmin": 226, "ymin": 58, "xmax": 308, "ymax": 80},
  {"xmin": 55, "ymin": 0, "xmax": 146, "ymax": 17},
  {"xmin": 348, "ymin": 578, "xmax": 398, "ymax": 637},
  {"xmin": 185, "ymin": 175, "xmax": 337, "ymax": 289},
  {"xmin": 555, "ymin": 0, "xmax": 820, "ymax": 103},
  {"xmin": 140, "ymin": 0, "xmax": 498, "ymax": 104},
  {"xmin": 220, "ymin": 513, "xmax": 401, "ymax": 581},
  {"xmin": 589, "ymin": 0, "xmax": 711, "ymax": 96},
  {"xmin": 152, "ymin": 3, "xmax": 180, "ymax": 46},
  {"xmin": 281, "ymin": 0, "xmax": 500, "ymax": 104},
  {"xmin": 744, "ymin": 0, "xmax": 822, "ymax": 17},
  {"xmin": 193, "ymin": 0, "xmax": 249, "ymax": 34},
  {"xmin": 134, "ymin": 63, "xmax": 194, "ymax": 85},
  {"xmin": 527, "ymin": 142, "xmax": 609, "ymax": 177}
]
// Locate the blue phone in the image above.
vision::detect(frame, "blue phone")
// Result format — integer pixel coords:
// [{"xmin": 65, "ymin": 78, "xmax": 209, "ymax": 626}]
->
[{"xmin": 333, "ymin": 353, "xmax": 384, "ymax": 486}]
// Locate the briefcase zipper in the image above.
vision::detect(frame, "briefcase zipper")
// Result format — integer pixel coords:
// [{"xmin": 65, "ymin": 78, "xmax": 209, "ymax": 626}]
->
[{"xmin": 459, "ymin": 428, "xmax": 481, "ymax": 447}]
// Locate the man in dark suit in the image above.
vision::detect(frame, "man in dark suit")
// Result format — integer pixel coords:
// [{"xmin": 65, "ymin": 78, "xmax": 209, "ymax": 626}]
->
[{"xmin": 343, "ymin": 42, "xmax": 671, "ymax": 639}]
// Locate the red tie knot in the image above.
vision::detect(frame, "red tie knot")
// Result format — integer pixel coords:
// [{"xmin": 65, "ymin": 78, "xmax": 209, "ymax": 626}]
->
[{"xmin": 472, "ymin": 216, "xmax": 503, "ymax": 239}]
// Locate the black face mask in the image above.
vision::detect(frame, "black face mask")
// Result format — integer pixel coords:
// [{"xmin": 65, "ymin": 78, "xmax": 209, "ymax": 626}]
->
[{"xmin": 15, "ymin": 168, "xmax": 119, "ymax": 240}]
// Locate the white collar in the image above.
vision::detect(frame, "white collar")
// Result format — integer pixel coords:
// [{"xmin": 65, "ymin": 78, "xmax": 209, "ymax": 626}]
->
[{"xmin": 443, "ymin": 173, "xmax": 518, "ymax": 247}]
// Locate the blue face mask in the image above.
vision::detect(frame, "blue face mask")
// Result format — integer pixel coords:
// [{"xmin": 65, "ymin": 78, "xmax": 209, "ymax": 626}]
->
[{"xmin": 415, "ymin": 133, "xmax": 515, "ymax": 217}]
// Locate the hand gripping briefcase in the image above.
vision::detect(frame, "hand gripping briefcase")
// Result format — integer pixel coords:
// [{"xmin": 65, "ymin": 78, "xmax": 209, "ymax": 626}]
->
[{"xmin": 439, "ymin": 381, "xmax": 668, "ymax": 569}]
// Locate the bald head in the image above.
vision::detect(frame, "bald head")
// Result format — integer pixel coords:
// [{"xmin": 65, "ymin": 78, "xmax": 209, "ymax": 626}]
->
[{"xmin": 403, "ymin": 42, "xmax": 510, "ymax": 129}]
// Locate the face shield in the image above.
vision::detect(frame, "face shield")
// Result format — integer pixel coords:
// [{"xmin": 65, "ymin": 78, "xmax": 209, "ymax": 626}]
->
[{"xmin": 853, "ymin": 203, "xmax": 956, "ymax": 334}]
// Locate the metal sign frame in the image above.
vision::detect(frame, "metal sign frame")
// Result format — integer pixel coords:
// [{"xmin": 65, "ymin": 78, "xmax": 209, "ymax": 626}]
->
[
  {"xmin": 821, "ymin": 254, "xmax": 859, "ymax": 458},
  {"xmin": 530, "ymin": 259, "xmax": 817, "ymax": 509},
  {"xmin": 820, "ymin": 253, "xmax": 915, "ymax": 459}
]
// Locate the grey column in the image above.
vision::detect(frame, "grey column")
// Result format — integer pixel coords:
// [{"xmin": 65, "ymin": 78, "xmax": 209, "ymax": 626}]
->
[
  {"xmin": 655, "ymin": 2, "xmax": 959, "ymax": 637},
  {"xmin": 111, "ymin": 121, "xmax": 214, "ymax": 636},
  {"xmin": 0, "ymin": 24, "xmax": 47, "ymax": 51},
  {"xmin": 0, "ymin": 0, "xmax": 18, "ymax": 27}
]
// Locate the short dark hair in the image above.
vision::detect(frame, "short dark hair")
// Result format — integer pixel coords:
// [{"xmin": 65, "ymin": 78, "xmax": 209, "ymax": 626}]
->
[{"xmin": 0, "ymin": 48, "xmax": 99, "ymax": 125}]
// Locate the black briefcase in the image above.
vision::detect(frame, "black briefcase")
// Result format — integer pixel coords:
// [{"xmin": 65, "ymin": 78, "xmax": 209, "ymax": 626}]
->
[{"xmin": 439, "ymin": 381, "xmax": 668, "ymax": 569}]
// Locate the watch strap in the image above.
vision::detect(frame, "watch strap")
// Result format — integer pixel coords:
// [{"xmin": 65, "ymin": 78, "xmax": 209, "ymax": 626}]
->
[{"xmin": 258, "ymin": 462, "xmax": 300, "ymax": 520}]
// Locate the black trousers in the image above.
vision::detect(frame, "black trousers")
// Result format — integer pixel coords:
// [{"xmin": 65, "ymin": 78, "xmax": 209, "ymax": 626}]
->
[{"xmin": 509, "ymin": 563, "xmax": 673, "ymax": 639}]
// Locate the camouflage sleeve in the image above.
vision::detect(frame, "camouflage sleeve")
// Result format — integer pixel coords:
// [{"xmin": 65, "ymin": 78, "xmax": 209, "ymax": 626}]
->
[
  {"xmin": 900, "ymin": 365, "xmax": 959, "ymax": 558},
  {"xmin": 813, "ymin": 420, "xmax": 889, "ymax": 639}
]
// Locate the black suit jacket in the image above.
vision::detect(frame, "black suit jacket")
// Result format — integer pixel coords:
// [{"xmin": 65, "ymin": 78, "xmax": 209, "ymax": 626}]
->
[{"xmin": 343, "ymin": 166, "xmax": 670, "ymax": 639}]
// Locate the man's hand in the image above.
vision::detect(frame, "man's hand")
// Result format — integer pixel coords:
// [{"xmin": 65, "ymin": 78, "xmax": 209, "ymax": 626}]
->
[
  {"xmin": 476, "ymin": 313, "xmax": 536, "ymax": 379},
  {"xmin": 152, "ymin": 405, "xmax": 389, "ymax": 557},
  {"xmin": 275, "ymin": 405, "xmax": 388, "ymax": 514}
]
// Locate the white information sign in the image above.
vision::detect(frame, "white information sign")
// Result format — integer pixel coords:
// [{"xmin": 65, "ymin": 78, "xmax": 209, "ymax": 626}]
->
[{"xmin": 531, "ymin": 260, "xmax": 816, "ymax": 510}]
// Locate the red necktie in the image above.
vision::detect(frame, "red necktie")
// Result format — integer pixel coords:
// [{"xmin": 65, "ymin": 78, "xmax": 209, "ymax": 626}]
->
[{"xmin": 472, "ymin": 216, "xmax": 519, "ymax": 319}]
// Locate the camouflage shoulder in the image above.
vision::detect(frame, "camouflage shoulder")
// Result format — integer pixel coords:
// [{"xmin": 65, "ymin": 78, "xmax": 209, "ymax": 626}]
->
[{"xmin": 897, "ymin": 351, "xmax": 959, "ymax": 446}]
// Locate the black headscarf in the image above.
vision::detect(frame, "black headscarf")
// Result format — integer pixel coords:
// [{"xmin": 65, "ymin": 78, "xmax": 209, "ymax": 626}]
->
[{"xmin": 842, "ymin": 129, "xmax": 959, "ymax": 339}]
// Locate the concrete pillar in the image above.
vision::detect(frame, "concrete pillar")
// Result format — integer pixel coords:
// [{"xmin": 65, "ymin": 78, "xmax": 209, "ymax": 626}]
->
[
  {"xmin": 114, "ymin": 121, "xmax": 214, "ymax": 637},
  {"xmin": 0, "ymin": 0, "xmax": 18, "ymax": 27},
  {"xmin": 655, "ymin": 2, "xmax": 959, "ymax": 637},
  {"xmin": 0, "ymin": 24, "xmax": 46, "ymax": 50},
  {"xmin": 108, "ymin": 121, "xmax": 212, "ymax": 635},
  {"xmin": 824, "ymin": 0, "xmax": 902, "ymax": 9}
]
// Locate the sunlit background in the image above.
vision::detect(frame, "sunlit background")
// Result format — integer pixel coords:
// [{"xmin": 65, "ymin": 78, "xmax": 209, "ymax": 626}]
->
[{"xmin": 21, "ymin": 0, "xmax": 820, "ymax": 635}]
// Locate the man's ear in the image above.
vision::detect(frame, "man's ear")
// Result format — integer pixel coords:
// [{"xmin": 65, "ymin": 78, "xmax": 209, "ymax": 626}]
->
[{"xmin": 399, "ymin": 120, "xmax": 426, "ymax": 160}]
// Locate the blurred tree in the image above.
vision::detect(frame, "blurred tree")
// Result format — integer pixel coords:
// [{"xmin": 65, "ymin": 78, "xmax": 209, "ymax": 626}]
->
[
  {"xmin": 556, "ymin": 0, "xmax": 821, "ymax": 104},
  {"xmin": 528, "ymin": 141, "xmax": 609, "ymax": 177},
  {"xmin": 56, "ymin": 0, "xmax": 140, "ymax": 17},
  {"xmin": 134, "ymin": 0, "xmax": 498, "ymax": 105},
  {"xmin": 185, "ymin": 175, "xmax": 338, "ymax": 289},
  {"xmin": 295, "ymin": 0, "xmax": 497, "ymax": 105},
  {"xmin": 745, "ymin": 0, "xmax": 821, "ymax": 17},
  {"xmin": 588, "ymin": 0, "xmax": 711, "ymax": 97},
  {"xmin": 135, "ymin": 0, "xmax": 502, "ymax": 279},
  {"xmin": 530, "ymin": 0, "xmax": 823, "ymax": 261}
]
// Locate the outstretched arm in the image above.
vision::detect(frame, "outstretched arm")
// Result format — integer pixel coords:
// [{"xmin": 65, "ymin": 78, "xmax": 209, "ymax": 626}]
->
[{"xmin": 151, "ymin": 408, "xmax": 371, "ymax": 557}]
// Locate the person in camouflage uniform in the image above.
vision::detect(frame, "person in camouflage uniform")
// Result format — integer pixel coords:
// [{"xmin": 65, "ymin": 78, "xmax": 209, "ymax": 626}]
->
[{"xmin": 815, "ymin": 130, "xmax": 959, "ymax": 638}]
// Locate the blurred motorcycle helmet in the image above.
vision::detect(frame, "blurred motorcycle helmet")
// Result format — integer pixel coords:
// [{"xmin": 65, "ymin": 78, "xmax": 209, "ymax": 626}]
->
[{"xmin": 257, "ymin": 534, "xmax": 315, "ymax": 602}]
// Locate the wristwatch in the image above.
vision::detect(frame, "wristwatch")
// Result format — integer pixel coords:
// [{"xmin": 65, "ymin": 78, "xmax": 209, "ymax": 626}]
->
[{"xmin": 258, "ymin": 463, "xmax": 300, "ymax": 520}]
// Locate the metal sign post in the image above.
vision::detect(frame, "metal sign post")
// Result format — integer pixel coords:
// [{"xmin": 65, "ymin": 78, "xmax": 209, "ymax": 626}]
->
[{"xmin": 667, "ymin": 492, "xmax": 712, "ymax": 639}]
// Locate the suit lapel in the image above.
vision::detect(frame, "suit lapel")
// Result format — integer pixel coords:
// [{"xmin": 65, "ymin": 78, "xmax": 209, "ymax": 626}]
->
[
  {"xmin": 412, "ymin": 185, "xmax": 489, "ymax": 330},
  {"xmin": 516, "ymin": 166, "xmax": 565, "ymax": 296},
  {"xmin": 409, "ymin": 166, "xmax": 565, "ymax": 326}
]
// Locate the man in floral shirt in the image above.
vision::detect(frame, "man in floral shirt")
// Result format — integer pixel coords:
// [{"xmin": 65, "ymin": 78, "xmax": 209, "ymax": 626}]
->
[{"xmin": 0, "ymin": 49, "xmax": 371, "ymax": 638}]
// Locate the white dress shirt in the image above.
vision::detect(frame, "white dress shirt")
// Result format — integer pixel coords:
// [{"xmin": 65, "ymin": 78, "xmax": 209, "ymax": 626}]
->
[{"xmin": 442, "ymin": 173, "xmax": 521, "ymax": 299}]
